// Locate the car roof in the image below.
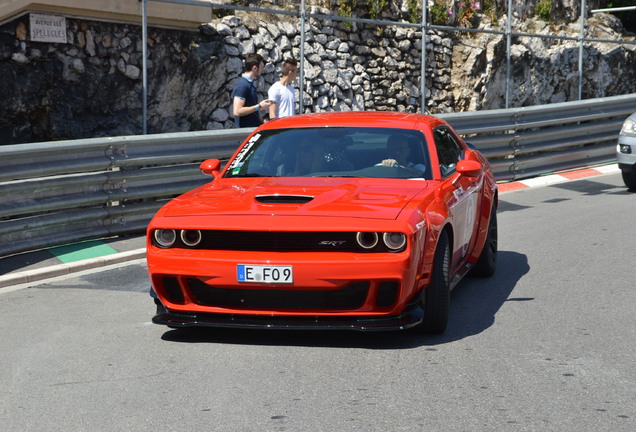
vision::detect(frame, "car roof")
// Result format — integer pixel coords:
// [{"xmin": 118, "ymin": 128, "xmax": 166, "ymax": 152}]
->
[{"xmin": 260, "ymin": 111, "xmax": 448, "ymax": 131}]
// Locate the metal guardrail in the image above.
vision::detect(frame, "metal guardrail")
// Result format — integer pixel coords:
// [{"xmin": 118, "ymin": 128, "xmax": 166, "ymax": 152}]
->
[
  {"xmin": 0, "ymin": 129, "xmax": 247, "ymax": 256},
  {"xmin": 443, "ymin": 93, "xmax": 635, "ymax": 179},
  {"xmin": 1, "ymin": 94, "xmax": 634, "ymax": 257}
]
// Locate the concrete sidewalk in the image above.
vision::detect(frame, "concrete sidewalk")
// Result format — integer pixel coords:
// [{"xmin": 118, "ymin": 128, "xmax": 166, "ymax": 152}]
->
[{"xmin": 0, "ymin": 234, "xmax": 147, "ymax": 289}]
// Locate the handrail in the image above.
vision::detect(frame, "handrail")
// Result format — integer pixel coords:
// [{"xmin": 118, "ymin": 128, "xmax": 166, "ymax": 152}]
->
[{"xmin": 1, "ymin": 94, "xmax": 634, "ymax": 258}]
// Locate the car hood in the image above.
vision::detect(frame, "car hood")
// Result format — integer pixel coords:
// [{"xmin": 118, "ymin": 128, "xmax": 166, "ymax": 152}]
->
[{"xmin": 162, "ymin": 177, "xmax": 430, "ymax": 220}]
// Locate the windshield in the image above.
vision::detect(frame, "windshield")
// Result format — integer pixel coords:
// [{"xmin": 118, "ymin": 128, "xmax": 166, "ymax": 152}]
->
[{"xmin": 223, "ymin": 127, "xmax": 432, "ymax": 180}]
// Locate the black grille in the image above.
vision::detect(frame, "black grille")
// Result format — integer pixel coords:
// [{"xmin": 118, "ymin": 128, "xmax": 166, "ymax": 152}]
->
[
  {"xmin": 152, "ymin": 230, "xmax": 408, "ymax": 253},
  {"xmin": 188, "ymin": 278, "xmax": 369, "ymax": 310},
  {"xmin": 198, "ymin": 231, "xmax": 358, "ymax": 252}
]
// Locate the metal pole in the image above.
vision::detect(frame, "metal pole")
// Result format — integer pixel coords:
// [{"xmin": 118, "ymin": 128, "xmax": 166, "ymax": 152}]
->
[
  {"xmin": 141, "ymin": 0, "xmax": 148, "ymax": 134},
  {"xmin": 420, "ymin": 0, "xmax": 427, "ymax": 114},
  {"xmin": 578, "ymin": 0, "xmax": 586, "ymax": 101},
  {"xmin": 505, "ymin": 0, "xmax": 512, "ymax": 108},
  {"xmin": 591, "ymin": 6, "xmax": 636, "ymax": 13},
  {"xmin": 300, "ymin": 0, "xmax": 306, "ymax": 114}
]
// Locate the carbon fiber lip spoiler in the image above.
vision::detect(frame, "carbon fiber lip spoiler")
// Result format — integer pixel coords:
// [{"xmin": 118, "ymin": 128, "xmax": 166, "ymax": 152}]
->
[{"xmin": 152, "ymin": 304, "xmax": 424, "ymax": 332}]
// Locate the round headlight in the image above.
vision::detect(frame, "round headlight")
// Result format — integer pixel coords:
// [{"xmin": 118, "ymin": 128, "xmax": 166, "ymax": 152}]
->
[
  {"xmin": 180, "ymin": 229, "xmax": 202, "ymax": 247},
  {"xmin": 356, "ymin": 232, "xmax": 379, "ymax": 249},
  {"xmin": 621, "ymin": 118, "xmax": 636, "ymax": 136},
  {"xmin": 153, "ymin": 229, "xmax": 176, "ymax": 248},
  {"xmin": 383, "ymin": 232, "xmax": 406, "ymax": 251}
]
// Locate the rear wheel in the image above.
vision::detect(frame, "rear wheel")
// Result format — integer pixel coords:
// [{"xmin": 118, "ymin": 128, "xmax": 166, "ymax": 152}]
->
[
  {"xmin": 471, "ymin": 204, "xmax": 497, "ymax": 278},
  {"xmin": 415, "ymin": 231, "xmax": 451, "ymax": 334},
  {"xmin": 622, "ymin": 170, "xmax": 636, "ymax": 190}
]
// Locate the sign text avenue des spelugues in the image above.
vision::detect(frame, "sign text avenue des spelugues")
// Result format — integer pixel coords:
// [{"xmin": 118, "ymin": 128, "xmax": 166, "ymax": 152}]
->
[{"xmin": 29, "ymin": 13, "xmax": 67, "ymax": 43}]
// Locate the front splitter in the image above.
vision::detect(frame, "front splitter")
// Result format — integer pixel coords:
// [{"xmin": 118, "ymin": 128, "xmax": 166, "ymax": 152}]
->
[{"xmin": 152, "ymin": 304, "xmax": 424, "ymax": 332}]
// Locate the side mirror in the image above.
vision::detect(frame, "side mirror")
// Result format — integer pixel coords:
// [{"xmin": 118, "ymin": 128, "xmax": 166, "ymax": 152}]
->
[
  {"xmin": 456, "ymin": 159, "xmax": 483, "ymax": 178},
  {"xmin": 200, "ymin": 159, "xmax": 221, "ymax": 179}
]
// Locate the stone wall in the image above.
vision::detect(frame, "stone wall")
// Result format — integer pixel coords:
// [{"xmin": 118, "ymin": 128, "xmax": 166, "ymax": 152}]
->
[
  {"xmin": 0, "ymin": 16, "xmax": 192, "ymax": 144},
  {"xmin": 205, "ymin": 11, "xmax": 447, "ymax": 122},
  {"xmin": 1, "ymin": 2, "xmax": 635, "ymax": 144}
]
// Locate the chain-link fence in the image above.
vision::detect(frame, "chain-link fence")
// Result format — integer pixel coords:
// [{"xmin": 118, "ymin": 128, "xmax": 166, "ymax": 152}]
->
[{"xmin": 139, "ymin": 0, "xmax": 636, "ymax": 132}]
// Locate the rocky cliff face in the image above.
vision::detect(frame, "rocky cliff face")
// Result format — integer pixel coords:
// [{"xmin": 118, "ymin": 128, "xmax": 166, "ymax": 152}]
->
[
  {"xmin": 452, "ymin": 13, "xmax": 636, "ymax": 110},
  {"xmin": 0, "ymin": 1, "xmax": 634, "ymax": 144}
]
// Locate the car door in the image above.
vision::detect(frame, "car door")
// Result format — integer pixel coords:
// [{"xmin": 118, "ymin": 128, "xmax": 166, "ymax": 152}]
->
[{"xmin": 433, "ymin": 126, "xmax": 481, "ymax": 270}]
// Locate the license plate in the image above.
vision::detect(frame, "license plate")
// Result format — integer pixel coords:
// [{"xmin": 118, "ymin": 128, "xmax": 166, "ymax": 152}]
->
[{"xmin": 237, "ymin": 264, "xmax": 293, "ymax": 283}]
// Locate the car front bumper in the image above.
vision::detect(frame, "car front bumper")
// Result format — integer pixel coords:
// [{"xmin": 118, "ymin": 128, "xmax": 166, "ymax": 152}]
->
[
  {"xmin": 617, "ymin": 134, "xmax": 636, "ymax": 172},
  {"xmin": 152, "ymin": 299, "xmax": 425, "ymax": 331}
]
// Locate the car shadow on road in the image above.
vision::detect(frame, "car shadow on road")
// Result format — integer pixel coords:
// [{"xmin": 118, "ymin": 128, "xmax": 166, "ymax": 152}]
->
[
  {"xmin": 160, "ymin": 251, "xmax": 529, "ymax": 349},
  {"xmin": 443, "ymin": 250, "xmax": 530, "ymax": 341}
]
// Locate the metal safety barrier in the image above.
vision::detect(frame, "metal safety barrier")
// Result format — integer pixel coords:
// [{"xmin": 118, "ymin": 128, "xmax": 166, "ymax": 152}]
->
[{"xmin": 1, "ymin": 94, "xmax": 634, "ymax": 257}]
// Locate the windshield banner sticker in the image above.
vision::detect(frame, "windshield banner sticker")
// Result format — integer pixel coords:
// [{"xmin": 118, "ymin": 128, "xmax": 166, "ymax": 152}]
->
[{"xmin": 228, "ymin": 133, "xmax": 260, "ymax": 170}]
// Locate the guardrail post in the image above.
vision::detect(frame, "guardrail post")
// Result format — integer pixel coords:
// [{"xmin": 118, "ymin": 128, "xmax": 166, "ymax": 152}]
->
[
  {"xmin": 420, "ymin": 0, "xmax": 428, "ymax": 113},
  {"xmin": 510, "ymin": 134, "xmax": 521, "ymax": 180},
  {"xmin": 140, "ymin": 0, "xmax": 148, "ymax": 134},
  {"xmin": 505, "ymin": 0, "xmax": 513, "ymax": 108},
  {"xmin": 300, "ymin": 0, "xmax": 306, "ymax": 114},
  {"xmin": 578, "ymin": 0, "xmax": 587, "ymax": 101}
]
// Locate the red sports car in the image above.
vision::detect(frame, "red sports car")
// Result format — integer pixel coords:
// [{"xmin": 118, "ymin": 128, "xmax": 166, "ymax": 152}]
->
[{"xmin": 147, "ymin": 111, "xmax": 497, "ymax": 334}]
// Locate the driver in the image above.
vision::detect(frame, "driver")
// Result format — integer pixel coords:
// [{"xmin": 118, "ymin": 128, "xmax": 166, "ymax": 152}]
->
[
  {"xmin": 381, "ymin": 135, "xmax": 426, "ymax": 174},
  {"xmin": 292, "ymin": 137, "xmax": 324, "ymax": 175}
]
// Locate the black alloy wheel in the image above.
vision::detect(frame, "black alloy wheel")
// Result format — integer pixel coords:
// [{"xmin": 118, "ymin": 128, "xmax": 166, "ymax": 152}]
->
[{"xmin": 415, "ymin": 230, "xmax": 451, "ymax": 334}]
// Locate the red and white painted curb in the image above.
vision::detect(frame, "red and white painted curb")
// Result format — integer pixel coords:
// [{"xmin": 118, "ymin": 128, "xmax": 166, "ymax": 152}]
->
[{"xmin": 497, "ymin": 163, "xmax": 621, "ymax": 193}]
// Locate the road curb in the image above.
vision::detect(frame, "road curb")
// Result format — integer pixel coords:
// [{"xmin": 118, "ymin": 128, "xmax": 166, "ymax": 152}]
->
[
  {"xmin": 498, "ymin": 163, "xmax": 620, "ymax": 193},
  {"xmin": 0, "ymin": 248, "xmax": 146, "ymax": 290}
]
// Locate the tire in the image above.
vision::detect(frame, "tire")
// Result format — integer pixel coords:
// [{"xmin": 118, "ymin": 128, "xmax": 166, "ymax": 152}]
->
[
  {"xmin": 622, "ymin": 170, "xmax": 636, "ymax": 190},
  {"xmin": 471, "ymin": 204, "xmax": 497, "ymax": 278},
  {"xmin": 415, "ymin": 231, "xmax": 451, "ymax": 334}
]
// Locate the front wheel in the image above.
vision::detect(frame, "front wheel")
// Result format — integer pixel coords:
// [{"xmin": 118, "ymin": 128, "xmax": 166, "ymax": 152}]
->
[
  {"xmin": 414, "ymin": 231, "xmax": 451, "ymax": 335},
  {"xmin": 622, "ymin": 170, "xmax": 636, "ymax": 190}
]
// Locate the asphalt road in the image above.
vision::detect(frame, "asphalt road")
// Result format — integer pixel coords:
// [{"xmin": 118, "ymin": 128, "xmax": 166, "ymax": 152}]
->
[{"xmin": 1, "ymin": 172, "xmax": 634, "ymax": 431}]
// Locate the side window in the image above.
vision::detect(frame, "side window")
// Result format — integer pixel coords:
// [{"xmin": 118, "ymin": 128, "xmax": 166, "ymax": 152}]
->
[{"xmin": 434, "ymin": 127, "xmax": 463, "ymax": 177}]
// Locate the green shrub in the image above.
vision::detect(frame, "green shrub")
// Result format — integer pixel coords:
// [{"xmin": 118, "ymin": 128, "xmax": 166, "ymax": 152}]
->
[
  {"xmin": 536, "ymin": 0, "xmax": 552, "ymax": 22},
  {"xmin": 429, "ymin": 0, "xmax": 451, "ymax": 26},
  {"xmin": 365, "ymin": 0, "xmax": 388, "ymax": 20},
  {"xmin": 406, "ymin": 0, "xmax": 421, "ymax": 23},
  {"xmin": 337, "ymin": 0, "xmax": 354, "ymax": 29}
]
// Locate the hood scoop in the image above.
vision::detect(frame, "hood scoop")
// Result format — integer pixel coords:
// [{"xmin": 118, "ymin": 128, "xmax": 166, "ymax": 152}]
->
[{"xmin": 255, "ymin": 194, "xmax": 315, "ymax": 204}]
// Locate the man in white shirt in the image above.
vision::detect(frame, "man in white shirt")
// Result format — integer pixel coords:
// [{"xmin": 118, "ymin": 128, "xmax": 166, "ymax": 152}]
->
[{"xmin": 268, "ymin": 58, "xmax": 298, "ymax": 119}]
